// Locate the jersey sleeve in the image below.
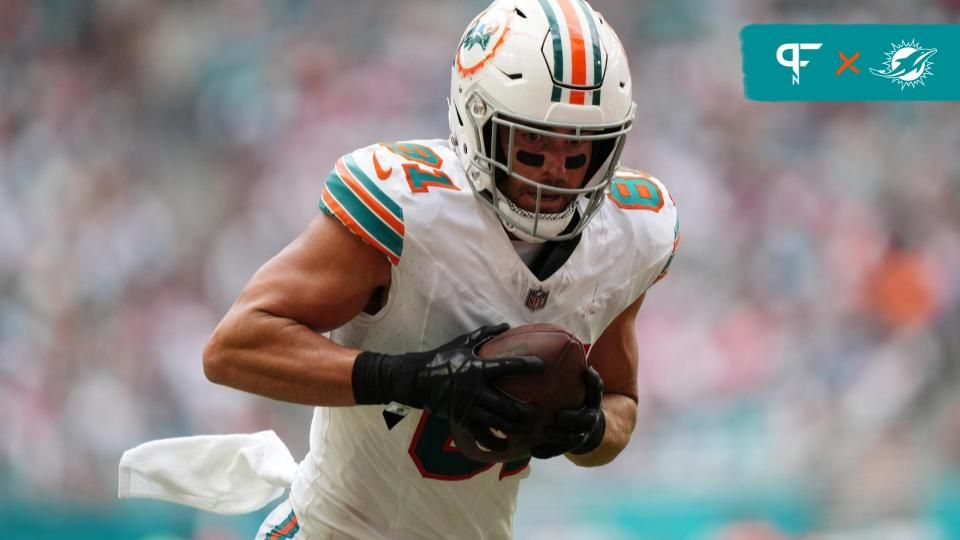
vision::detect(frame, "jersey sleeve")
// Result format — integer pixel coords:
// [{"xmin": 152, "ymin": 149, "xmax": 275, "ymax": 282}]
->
[
  {"xmin": 607, "ymin": 169, "xmax": 680, "ymax": 295},
  {"xmin": 318, "ymin": 144, "xmax": 408, "ymax": 265},
  {"xmin": 646, "ymin": 176, "xmax": 679, "ymax": 290}
]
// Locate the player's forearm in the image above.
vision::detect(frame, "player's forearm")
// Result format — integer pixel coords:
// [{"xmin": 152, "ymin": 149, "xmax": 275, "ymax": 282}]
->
[
  {"xmin": 565, "ymin": 393, "xmax": 637, "ymax": 467},
  {"xmin": 203, "ymin": 307, "xmax": 361, "ymax": 406}
]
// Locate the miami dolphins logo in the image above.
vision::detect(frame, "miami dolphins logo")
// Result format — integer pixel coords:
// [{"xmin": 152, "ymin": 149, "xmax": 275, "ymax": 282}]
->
[
  {"xmin": 870, "ymin": 39, "xmax": 937, "ymax": 90},
  {"xmin": 456, "ymin": 8, "xmax": 511, "ymax": 77},
  {"xmin": 461, "ymin": 21, "xmax": 500, "ymax": 51}
]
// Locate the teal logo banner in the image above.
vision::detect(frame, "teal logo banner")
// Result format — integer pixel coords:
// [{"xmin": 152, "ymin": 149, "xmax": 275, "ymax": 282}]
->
[{"xmin": 741, "ymin": 25, "xmax": 960, "ymax": 101}]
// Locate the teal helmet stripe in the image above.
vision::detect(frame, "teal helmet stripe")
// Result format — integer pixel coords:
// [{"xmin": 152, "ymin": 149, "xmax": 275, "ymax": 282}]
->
[
  {"xmin": 537, "ymin": 0, "xmax": 564, "ymax": 102},
  {"xmin": 573, "ymin": 0, "xmax": 603, "ymax": 104}
]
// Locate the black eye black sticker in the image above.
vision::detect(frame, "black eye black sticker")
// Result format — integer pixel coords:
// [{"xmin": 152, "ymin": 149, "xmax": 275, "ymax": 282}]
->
[
  {"xmin": 565, "ymin": 154, "xmax": 587, "ymax": 169},
  {"xmin": 516, "ymin": 150, "xmax": 545, "ymax": 167}
]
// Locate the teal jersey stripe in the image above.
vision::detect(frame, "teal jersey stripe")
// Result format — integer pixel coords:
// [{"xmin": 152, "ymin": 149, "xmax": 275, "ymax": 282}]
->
[
  {"xmin": 673, "ymin": 207, "xmax": 680, "ymax": 243},
  {"xmin": 324, "ymin": 171, "xmax": 403, "ymax": 259},
  {"xmin": 659, "ymin": 252, "xmax": 675, "ymax": 277},
  {"xmin": 661, "ymin": 205, "xmax": 679, "ymax": 275},
  {"xmin": 343, "ymin": 153, "xmax": 403, "ymax": 222},
  {"xmin": 537, "ymin": 0, "xmax": 564, "ymax": 102},
  {"xmin": 267, "ymin": 511, "xmax": 300, "ymax": 539}
]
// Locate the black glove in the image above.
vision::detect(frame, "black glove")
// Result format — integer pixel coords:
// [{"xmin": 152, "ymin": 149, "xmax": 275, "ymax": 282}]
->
[
  {"xmin": 531, "ymin": 367, "xmax": 605, "ymax": 459},
  {"xmin": 352, "ymin": 324, "xmax": 544, "ymax": 451}
]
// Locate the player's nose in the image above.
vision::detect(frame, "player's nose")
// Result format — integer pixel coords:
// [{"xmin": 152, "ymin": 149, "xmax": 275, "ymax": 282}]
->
[{"xmin": 540, "ymin": 149, "xmax": 568, "ymax": 178}]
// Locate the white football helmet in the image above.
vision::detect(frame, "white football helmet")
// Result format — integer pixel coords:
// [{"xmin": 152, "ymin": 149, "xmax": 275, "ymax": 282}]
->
[{"xmin": 449, "ymin": 0, "xmax": 635, "ymax": 242}]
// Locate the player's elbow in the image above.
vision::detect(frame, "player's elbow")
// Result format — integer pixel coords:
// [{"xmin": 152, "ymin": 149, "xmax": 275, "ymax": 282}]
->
[
  {"xmin": 202, "ymin": 324, "xmax": 234, "ymax": 385},
  {"xmin": 203, "ymin": 305, "xmax": 267, "ymax": 385},
  {"xmin": 203, "ymin": 336, "xmax": 224, "ymax": 384}
]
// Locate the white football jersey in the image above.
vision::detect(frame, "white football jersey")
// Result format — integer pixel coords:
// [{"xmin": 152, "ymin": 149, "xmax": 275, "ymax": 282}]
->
[{"xmin": 290, "ymin": 139, "xmax": 678, "ymax": 539}]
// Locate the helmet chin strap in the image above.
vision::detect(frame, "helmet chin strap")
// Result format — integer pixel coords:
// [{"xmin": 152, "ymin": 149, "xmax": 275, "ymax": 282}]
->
[{"xmin": 495, "ymin": 190, "xmax": 577, "ymax": 243}]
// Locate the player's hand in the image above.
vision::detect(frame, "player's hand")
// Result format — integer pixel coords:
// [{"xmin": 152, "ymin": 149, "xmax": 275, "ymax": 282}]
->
[
  {"xmin": 417, "ymin": 324, "xmax": 543, "ymax": 421},
  {"xmin": 352, "ymin": 324, "xmax": 544, "ymax": 449},
  {"xmin": 531, "ymin": 367, "xmax": 605, "ymax": 459}
]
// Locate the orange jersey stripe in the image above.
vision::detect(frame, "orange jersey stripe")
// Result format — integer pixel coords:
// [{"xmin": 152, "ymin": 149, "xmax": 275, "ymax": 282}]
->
[
  {"xmin": 557, "ymin": 0, "xmax": 587, "ymax": 104},
  {"xmin": 322, "ymin": 189, "xmax": 400, "ymax": 265},
  {"xmin": 335, "ymin": 159, "xmax": 405, "ymax": 236}
]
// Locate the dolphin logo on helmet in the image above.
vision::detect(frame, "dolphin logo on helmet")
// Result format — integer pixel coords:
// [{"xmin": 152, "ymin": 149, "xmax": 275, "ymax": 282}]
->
[{"xmin": 462, "ymin": 22, "xmax": 501, "ymax": 51}]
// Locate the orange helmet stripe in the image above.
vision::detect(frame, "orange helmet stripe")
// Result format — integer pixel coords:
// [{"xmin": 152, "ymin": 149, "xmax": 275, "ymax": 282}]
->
[{"xmin": 556, "ymin": 0, "xmax": 587, "ymax": 104}]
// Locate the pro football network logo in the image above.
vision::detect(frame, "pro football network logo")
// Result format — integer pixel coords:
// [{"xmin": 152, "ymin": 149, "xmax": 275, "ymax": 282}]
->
[
  {"xmin": 525, "ymin": 287, "xmax": 549, "ymax": 311},
  {"xmin": 776, "ymin": 42, "xmax": 823, "ymax": 85},
  {"xmin": 869, "ymin": 39, "xmax": 937, "ymax": 89}
]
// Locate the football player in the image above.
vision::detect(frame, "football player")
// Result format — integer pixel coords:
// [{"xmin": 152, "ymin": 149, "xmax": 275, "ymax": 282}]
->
[{"xmin": 127, "ymin": 0, "xmax": 678, "ymax": 538}]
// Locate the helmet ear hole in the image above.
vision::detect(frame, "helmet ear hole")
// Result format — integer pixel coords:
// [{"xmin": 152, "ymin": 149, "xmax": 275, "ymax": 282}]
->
[
  {"xmin": 482, "ymin": 118, "xmax": 495, "ymax": 164},
  {"xmin": 483, "ymin": 119, "xmax": 508, "ymax": 190}
]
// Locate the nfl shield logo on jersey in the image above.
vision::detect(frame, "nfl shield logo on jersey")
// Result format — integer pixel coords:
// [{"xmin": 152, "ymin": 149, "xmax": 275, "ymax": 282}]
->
[{"xmin": 525, "ymin": 287, "xmax": 549, "ymax": 311}]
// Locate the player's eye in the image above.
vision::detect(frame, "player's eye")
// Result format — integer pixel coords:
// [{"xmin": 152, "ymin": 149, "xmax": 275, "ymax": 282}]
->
[
  {"xmin": 520, "ymin": 132, "xmax": 542, "ymax": 144},
  {"xmin": 563, "ymin": 138, "xmax": 590, "ymax": 151}
]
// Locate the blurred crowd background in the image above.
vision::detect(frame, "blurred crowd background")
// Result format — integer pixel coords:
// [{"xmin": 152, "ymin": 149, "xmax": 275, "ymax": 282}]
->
[{"xmin": 2, "ymin": 0, "xmax": 960, "ymax": 538}]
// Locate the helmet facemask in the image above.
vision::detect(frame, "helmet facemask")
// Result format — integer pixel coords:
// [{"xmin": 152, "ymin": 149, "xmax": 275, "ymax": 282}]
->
[{"xmin": 461, "ymin": 92, "xmax": 633, "ymax": 242}]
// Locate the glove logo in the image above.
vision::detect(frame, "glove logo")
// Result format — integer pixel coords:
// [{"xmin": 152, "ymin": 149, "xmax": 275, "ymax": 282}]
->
[
  {"xmin": 870, "ymin": 39, "xmax": 937, "ymax": 90},
  {"xmin": 524, "ymin": 287, "xmax": 549, "ymax": 311}
]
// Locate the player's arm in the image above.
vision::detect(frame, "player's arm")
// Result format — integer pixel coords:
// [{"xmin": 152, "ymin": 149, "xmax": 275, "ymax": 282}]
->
[
  {"xmin": 204, "ymin": 210, "xmax": 542, "ymax": 447},
  {"xmin": 202, "ymin": 212, "xmax": 391, "ymax": 406},
  {"xmin": 565, "ymin": 293, "xmax": 643, "ymax": 467}
]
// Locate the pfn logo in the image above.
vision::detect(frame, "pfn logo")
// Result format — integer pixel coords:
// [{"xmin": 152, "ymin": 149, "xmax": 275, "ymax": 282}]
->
[{"xmin": 776, "ymin": 43, "xmax": 823, "ymax": 85}]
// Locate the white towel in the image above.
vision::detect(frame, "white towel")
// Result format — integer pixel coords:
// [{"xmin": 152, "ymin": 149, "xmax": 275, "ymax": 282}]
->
[{"xmin": 118, "ymin": 430, "xmax": 297, "ymax": 515}]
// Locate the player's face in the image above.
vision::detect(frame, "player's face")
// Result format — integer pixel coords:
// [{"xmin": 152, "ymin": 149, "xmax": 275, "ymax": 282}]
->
[{"xmin": 496, "ymin": 124, "xmax": 593, "ymax": 214}]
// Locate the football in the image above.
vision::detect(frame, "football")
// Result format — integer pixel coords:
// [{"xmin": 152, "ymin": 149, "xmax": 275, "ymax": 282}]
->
[{"xmin": 450, "ymin": 323, "xmax": 587, "ymax": 463}]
